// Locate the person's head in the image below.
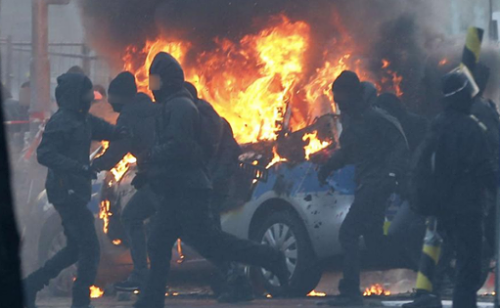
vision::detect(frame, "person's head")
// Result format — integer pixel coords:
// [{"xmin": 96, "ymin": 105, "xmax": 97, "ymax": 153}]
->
[
  {"xmin": 361, "ymin": 81, "xmax": 378, "ymax": 106},
  {"xmin": 441, "ymin": 68, "xmax": 478, "ymax": 113},
  {"xmin": 332, "ymin": 70, "xmax": 365, "ymax": 116},
  {"xmin": 67, "ymin": 65, "xmax": 85, "ymax": 75},
  {"xmin": 375, "ymin": 93, "xmax": 406, "ymax": 119},
  {"xmin": 184, "ymin": 81, "xmax": 198, "ymax": 100},
  {"xmin": 19, "ymin": 81, "xmax": 30, "ymax": 107},
  {"xmin": 108, "ymin": 72, "xmax": 138, "ymax": 112},
  {"xmin": 149, "ymin": 52, "xmax": 185, "ymax": 103},
  {"xmin": 55, "ymin": 73, "xmax": 94, "ymax": 114}
]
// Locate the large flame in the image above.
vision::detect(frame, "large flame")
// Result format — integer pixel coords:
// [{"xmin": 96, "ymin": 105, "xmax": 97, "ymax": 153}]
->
[
  {"xmin": 90, "ymin": 285, "xmax": 104, "ymax": 298},
  {"xmin": 122, "ymin": 15, "xmax": 403, "ymax": 159},
  {"xmin": 363, "ymin": 283, "xmax": 391, "ymax": 296}
]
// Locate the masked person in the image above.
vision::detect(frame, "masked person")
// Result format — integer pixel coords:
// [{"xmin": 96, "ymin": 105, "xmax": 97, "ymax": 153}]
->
[
  {"xmin": 91, "ymin": 72, "xmax": 160, "ymax": 291},
  {"xmin": 23, "ymin": 73, "xmax": 125, "ymax": 308},
  {"xmin": 404, "ymin": 66, "xmax": 500, "ymax": 308},
  {"xmin": 184, "ymin": 82, "xmax": 254, "ymax": 303},
  {"xmin": 317, "ymin": 71, "xmax": 409, "ymax": 306},
  {"xmin": 376, "ymin": 93, "xmax": 429, "ymax": 267},
  {"xmin": 134, "ymin": 52, "xmax": 289, "ymax": 308},
  {"xmin": 411, "ymin": 69, "xmax": 497, "ymax": 308}
]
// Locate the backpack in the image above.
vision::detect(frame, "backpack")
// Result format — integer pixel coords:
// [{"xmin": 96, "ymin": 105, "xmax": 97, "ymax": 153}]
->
[
  {"xmin": 409, "ymin": 130, "xmax": 451, "ymax": 217},
  {"xmin": 194, "ymin": 99, "xmax": 224, "ymax": 161}
]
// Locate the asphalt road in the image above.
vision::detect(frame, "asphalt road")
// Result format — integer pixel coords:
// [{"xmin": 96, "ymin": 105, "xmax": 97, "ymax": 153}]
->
[{"xmin": 33, "ymin": 296, "xmax": 497, "ymax": 308}]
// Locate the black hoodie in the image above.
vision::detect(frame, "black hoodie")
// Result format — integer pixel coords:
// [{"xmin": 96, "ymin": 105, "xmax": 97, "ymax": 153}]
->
[
  {"xmin": 37, "ymin": 73, "xmax": 118, "ymax": 205},
  {"xmin": 147, "ymin": 52, "xmax": 211, "ymax": 191},
  {"xmin": 92, "ymin": 93, "xmax": 160, "ymax": 171}
]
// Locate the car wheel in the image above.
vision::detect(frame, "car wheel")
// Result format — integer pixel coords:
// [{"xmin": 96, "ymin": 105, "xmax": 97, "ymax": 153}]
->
[
  {"xmin": 38, "ymin": 220, "xmax": 76, "ymax": 296},
  {"xmin": 250, "ymin": 210, "xmax": 322, "ymax": 297}
]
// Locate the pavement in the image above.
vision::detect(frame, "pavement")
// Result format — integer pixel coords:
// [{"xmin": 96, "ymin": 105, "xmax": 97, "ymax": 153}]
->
[{"xmin": 33, "ymin": 295, "xmax": 497, "ymax": 308}]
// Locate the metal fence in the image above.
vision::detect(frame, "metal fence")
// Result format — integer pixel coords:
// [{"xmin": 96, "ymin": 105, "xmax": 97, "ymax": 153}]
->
[{"xmin": 0, "ymin": 36, "xmax": 112, "ymax": 99}]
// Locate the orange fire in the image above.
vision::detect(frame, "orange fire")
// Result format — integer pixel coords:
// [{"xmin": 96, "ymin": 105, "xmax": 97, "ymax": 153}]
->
[
  {"xmin": 439, "ymin": 58, "xmax": 448, "ymax": 66},
  {"xmin": 90, "ymin": 285, "xmax": 104, "ymax": 298},
  {"xmin": 99, "ymin": 200, "xmax": 111, "ymax": 234},
  {"xmin": 109, "ymin": 153, "xmax": 137, "ymax": 183},
  {"xmin": 307, "ymin": 290, "xmax": 327, "ymax": 297},
  {"xmin": 112, "ymin": 239, "xmax": 122, "ymax": 246},
  {"xmin": 363, "ymin": 284, "xmax": 391, "ymax": 296},
  {"xmin": 122, "ymin": 15, "xmax": 391, "ymax": 146},
  {"xmin": 303, "ymin": 131, "xmax": 331, "ymax": 160}
]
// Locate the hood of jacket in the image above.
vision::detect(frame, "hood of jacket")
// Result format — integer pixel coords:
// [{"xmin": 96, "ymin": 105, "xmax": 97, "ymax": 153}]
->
[
  {"xmin": 55, "ymin": 73, "xmax": 93, "ymax": 114},
  {"xmin": 149, "ymin": 52, "xmax": 185, "ymax": 103}
]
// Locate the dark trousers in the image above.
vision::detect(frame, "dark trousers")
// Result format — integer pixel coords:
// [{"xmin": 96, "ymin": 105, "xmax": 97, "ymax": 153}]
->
[
  {"xmin": 441, "ymin": 213, "xmax": 483, "ymax": 308},
  {"xmin": 30, "ymin": 202, "xmax": 100, "ymax": 306},
  {"xmin": 338, "ymin": 179, "xmax": 394, "ymax": 296},
  {"xmin": 121, "ymin": 184, "xmax": 158, "ymax": 282},
  {"xmin": 138, "ymin": 188, "xmax": 281, "ymax": 307}
]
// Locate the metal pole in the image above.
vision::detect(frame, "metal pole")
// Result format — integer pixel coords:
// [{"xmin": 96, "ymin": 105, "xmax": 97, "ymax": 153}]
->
[
  {"xmin": 6, "ymin": 35, "xmax": 12, "ymax": 93},
  {"xmin": 81, "ymin": 44, "xmax": 91, "ymax": 77},
  {"xmin": 30, "ymin": 0, "xmax": 50, "ymax": 123}
]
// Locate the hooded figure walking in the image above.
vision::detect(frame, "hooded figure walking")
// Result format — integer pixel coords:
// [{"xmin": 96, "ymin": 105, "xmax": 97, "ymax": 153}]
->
[
  {"xmin": 134, "ymin": 52, "xmax": 289, "ymax": 308},
  {"xmin": 23, "ymin": 73, "xmax": 124, "ymax": 308},
  {"xmin": 317, "ymin": 71, "xmax": 409, "ymax": 306}
]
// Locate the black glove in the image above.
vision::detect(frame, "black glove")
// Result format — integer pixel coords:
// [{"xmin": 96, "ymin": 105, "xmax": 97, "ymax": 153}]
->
[
  {"xmin": 79, "ymin": 165, "xmax": 98, "ymax": 180},
  {"xmin": 115, "ymin": 126, "xmax": 132, "ymax": 140},
  {"xmin": 131, "ymin": 172, "xmax": 148, "ymax": 189}
]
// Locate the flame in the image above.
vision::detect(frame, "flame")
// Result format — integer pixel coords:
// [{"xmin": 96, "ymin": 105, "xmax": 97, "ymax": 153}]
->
[
  {"xmin": 266, "ymin": 147, "xmax": 288, "ymax": 169},
  {"xmin": 176, "ymin": 239, "xmax": 185, "ymax": 264},
  {"xmin": 90, "ymin": 285, "xmax": 104, "ymax": 298},
  {"xmin": 122, "ymin": 15, "xmax": 386, "ymax": 145},
  {"xmin": 99, "ymin": 200, "xmax": 111, "ymax": 234},
  {"xmin": 110, "ymin": 153, "xmax": 137, "ymax": 183},
  {"xmin": 112, "ymin": 239, "xmax": 122, "ymax": 245},
  {"xmin": 381, "ymin": 59, "xmax": 390, "ymax": 69},
  {"xmin": 363, "ymin": 284, "xmax": 391, "ymax": 296},
  {"xmin": 303, "ymin": 131, "xmax": 331, "ymax": 160},
  {"xmin": 307, "ymin": 290, "xmax": 327, "ymax": 297},
  {"xmin": 439, "ymin": 58, "xmax": 448, "ymax": 66}
]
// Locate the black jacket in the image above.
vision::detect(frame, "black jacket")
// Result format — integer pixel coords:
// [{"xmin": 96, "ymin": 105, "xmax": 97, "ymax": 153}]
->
[
  {"xmin": 148, "ymin": 53, "xmax": 211, "ymax": 191},
  {"xmin": 322, "ymin": 107, "xmax": 410, "ymax": 184},
  {"xmin": 92, "ymin": 93, "xmax": 158, "ymax": 171},
  {"xmin": 428, "ymin": 108, "xmax": 496, "ymax": 215},
  {"xmin": 471, "ymin": 97, "xmax": 500, "ymax": 162},
  {"xmin": 37, "ymin": 73, "xmax": 117, "ymax": 205}
]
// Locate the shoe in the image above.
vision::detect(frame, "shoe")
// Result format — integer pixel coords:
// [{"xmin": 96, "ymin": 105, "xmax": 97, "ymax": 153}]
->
[
  {"xmin": 273, "ymin": 251, "xmax": 290, "ymax": 289},
  {"xmin": 402, "ymin": 293, "xmax": 442, "ymax": 308},
  {"xmin": 23, "ymin": 272, "xmax": 47, "ymax": 308},
  {"xmin": 217, "ymin": 274, "xmax": 254, "ymax": 303},
  {"xmin": 316, "ymin": 294, "xmax": 364, "ymax": 306},
  {"xmin": 114, "ymin": 279, "xmax": 141, "ymax": 292}
]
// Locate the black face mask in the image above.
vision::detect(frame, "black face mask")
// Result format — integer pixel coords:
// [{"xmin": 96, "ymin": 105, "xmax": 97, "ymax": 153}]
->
[{"xmin": 79, "ymin": 91, "xmax": 94, "ymax": 114}]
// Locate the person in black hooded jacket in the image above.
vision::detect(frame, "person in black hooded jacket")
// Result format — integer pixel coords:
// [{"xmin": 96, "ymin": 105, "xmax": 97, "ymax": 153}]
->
[
  {"xmin": 317, "ymin": 71, "xmax": 409, "ymax": 306},
  {"xmin": 92, "ymin": 72, "xmax": 160, "ymax": 291},
  {"xmin": 134, "ymin": 52, "xmax": 289, "ymax": 308},
  {"xmin": 23, "ymin": 73, "xmax": 123, "ymax": 308}
]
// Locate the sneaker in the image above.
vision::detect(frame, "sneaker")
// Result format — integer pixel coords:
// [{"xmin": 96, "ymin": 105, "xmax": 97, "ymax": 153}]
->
[
  {"xmin": 274, "ymin": 251, "xmax": 290, "ymax": 290},
  {"xmin": 114, "ymin": 279, "xmax": 141, "ymax": 292},
  {"xmin": 316, "ymin": 294, "xmax": 364, "ymax": 306},
  {"xmin": 402, "ymin": 293, "xmax": 442, "ymax": 308}
]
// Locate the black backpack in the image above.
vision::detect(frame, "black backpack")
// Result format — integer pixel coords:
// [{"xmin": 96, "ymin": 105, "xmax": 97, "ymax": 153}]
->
[{"xmin": 194, "ymin": 99, "xmax": 224, "ymax": 161}]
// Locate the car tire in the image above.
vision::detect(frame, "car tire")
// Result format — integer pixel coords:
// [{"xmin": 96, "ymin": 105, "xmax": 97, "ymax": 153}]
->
[
  {"xmin": 38, "ymin": 218, "xmax": 76, "ymax": 297},
  {"xmin": 250, "ymin": 210, "xmax": 322, "ymax": 297}
]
